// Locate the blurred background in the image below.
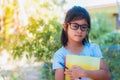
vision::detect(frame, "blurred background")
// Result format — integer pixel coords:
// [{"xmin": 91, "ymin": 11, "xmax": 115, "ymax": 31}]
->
[{"xmin": 0, "ymin": 0, "xmax": 120, "ymax": 80}]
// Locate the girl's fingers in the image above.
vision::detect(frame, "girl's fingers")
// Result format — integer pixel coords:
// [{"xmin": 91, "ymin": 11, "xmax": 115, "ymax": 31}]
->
[
  {"xmin": 64, "ymin": 69, "xmax": 69, "ymax": 74},
  {"xmin": 64, "ymin": 69, "xmax": 75, "ymax": 79}
]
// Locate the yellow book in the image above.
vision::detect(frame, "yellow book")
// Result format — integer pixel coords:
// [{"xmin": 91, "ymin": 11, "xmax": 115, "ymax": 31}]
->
[{"xmin": 65, "ymin": 55, "xmax": 100, "ymax": 80}]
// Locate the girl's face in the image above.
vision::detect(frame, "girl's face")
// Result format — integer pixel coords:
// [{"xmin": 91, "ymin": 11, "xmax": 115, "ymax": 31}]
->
[{"xmin": 66, "ymin": 19, "xmax": 89, "ymax": 43}]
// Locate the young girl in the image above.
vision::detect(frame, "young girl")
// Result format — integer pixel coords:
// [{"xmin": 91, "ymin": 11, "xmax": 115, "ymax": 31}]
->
[{"xmin": 53, "ymin": 6, "xmax": 110, "ymax": 80}]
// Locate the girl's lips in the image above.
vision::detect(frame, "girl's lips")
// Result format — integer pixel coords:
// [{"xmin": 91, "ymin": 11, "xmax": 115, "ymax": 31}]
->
[{"xmin": 75, "ymin": 35, "xmax": 82, "ymax": 37}]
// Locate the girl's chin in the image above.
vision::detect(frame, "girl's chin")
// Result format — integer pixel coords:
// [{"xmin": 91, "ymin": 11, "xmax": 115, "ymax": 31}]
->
[
  {"xmin": 74, "ymin": 39, "xmax": 83, "ymax": 43},
  {"xmin": 74, "ymin": 38, "xmax": 83, "ymax": 41}
]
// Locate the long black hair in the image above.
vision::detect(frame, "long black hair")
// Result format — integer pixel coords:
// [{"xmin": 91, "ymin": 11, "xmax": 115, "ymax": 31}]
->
[{"xmin": 61, "ymin": 6, "xmax": 91, "ymax": 46}]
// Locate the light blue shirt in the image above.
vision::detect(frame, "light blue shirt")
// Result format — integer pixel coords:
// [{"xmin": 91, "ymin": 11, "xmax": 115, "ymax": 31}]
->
[{"xmin": 52, "ymin": 42, "xmax": 103, "ymax": 70}]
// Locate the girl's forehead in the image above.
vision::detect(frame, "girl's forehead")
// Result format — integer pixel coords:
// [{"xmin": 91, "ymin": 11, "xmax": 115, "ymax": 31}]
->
[{"xmin": 70, "ymin": 19, "xmax": 88, "ymax": 24}]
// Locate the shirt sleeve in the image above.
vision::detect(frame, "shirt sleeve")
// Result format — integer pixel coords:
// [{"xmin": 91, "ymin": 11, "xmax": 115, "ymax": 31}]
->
[
  {"xmin": 52, "ymin": 51, "xmax": 65, "ymax": 70},
  {"xmin": 92, "ymin": 44, "xmax": 103, "ymax": 58}
]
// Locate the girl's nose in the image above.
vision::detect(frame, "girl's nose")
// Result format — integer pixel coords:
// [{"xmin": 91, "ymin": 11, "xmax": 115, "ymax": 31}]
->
[{"xmin": 77, "ymin": 27, "xmax": 82, "ymax": 33}]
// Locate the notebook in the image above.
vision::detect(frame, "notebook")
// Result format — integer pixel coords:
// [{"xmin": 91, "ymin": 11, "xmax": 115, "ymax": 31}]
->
[{"xmin": 65, "ymin": 55, "xmax": 100, "ymax": 80}]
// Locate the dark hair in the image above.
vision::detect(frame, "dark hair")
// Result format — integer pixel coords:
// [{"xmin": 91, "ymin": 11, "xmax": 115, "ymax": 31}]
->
[{"xmin": 61, "ymin": 6, "xmax": 91, "ymax": 46}]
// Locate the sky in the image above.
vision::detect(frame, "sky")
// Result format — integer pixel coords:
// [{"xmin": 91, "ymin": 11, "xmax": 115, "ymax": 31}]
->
[{"xmin": 64, "ymin": 0, "xmax": 118, "ymax": 10}]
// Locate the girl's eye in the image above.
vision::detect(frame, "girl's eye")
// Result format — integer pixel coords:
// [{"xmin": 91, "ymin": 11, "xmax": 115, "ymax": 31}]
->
[
  {"xmin": 81, "ymin": 25, "xmax": 88, "ymax": 28},
  {"xmin": 71, "ymin": 24, "xmax": 79, "ymax": 29},
  {"xmin": 73, "ymin": 24, "xmax": 78, "ymax": 28},
  {"xmin": 81, "ymin": 25, "xmax": 88, "ymax": 30}
]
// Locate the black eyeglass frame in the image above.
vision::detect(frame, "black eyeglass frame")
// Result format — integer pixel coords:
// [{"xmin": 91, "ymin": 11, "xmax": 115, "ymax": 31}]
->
[{"xmin": 68, "ymin": 23, "xmax": 89, "ymax": 31}]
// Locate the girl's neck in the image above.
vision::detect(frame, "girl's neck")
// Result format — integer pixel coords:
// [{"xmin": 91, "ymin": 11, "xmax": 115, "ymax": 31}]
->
[
  {"xmin": 67, "ymin": 41, "xmax": 83, "ymax": 47},
  {"xmin": 65, "ymin": 41, "xmax": 84, "ymax": 54}
]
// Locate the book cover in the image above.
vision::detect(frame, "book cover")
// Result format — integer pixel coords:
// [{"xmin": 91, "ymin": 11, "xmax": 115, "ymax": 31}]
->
[{"xmin": 65, "ymin": 55, "xmax": 100, "ymax": 80}]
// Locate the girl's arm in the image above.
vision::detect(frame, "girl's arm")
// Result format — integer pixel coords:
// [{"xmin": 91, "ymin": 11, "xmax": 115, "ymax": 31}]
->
[
  {"xmin": 55, "ymin": 68, "xmax": 64, "ymax": 80},
  {"xmin": 84, "ymin": 59, "xmax": 111, "ymax": 80},
  {"xmin": 65, "ymin": 59, "xmax": 111, "ymax": 80}
]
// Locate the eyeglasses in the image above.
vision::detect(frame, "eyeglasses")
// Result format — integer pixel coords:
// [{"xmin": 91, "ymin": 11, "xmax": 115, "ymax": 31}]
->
[{"xmin": 69, "ymin": 23, "xmax": 89, "ymax": 31}]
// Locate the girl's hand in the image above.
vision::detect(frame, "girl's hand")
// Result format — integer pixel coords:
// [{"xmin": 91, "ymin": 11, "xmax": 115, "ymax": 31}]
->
[
  {"xmin": 65, "ymin": 65, "xmax": 86, "ymax": 80},
  {"xmin": 64, "ymin": 69, "xmax": 73, "ymax": 80},
  {"xmin": 71, "ymin": 66, "xmax": 86, "ymax": 79}
]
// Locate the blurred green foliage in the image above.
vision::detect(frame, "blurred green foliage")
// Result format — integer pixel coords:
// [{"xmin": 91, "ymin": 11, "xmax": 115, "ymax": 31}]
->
[
  {"xmin": 0, "ymin": 0, "xmax": 63, "ymax": 61},
  {"xmin": 39, "ymin": 62, "xmax": 55, "ymax": 80},
  {"xmin": 90, "ymin": 13, "xmax": 120, "ymax": 80},
  {"xmin": 90, "ymin": 13, "xmax": 114, "ymax": 44},
  {"xmin": 12, "ymin": 16, "xmax": 62, "ymax": 61},
  {"xmin": 101, "ymin": 32, "xmax": 120, "ymax": 80}
]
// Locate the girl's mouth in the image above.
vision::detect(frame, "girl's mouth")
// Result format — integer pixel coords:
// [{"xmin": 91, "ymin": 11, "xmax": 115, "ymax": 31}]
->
[{"xmin": 75, "ymin": 35, "xmax": 82, "ymax": 37}]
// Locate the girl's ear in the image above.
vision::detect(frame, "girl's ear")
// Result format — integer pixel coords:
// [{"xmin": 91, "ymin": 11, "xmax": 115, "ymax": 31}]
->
[{"xmin": 62, "ymin": 23, "xmax": 67, "ymax": 31}]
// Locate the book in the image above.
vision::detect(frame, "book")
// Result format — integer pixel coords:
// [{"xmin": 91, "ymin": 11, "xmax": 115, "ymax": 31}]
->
[{"xmin": 65, "ymin": 55, "xmax": 100, "ymax": 80}]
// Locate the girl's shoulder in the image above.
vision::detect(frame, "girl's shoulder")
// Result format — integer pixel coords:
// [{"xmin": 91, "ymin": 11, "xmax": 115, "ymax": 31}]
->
[
  {"xmin": 85, "ymin": 42, "xmax": 100, "ymax": 48},
  {"xmin": 54, "ymin": 46, "xmax": 66, "ymax": 56}
]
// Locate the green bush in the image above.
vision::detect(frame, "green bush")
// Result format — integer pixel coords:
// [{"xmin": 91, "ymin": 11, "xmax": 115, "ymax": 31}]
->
[
  {"xmin": 12, "ymin": 17, "xmax": 62, "ymax": 61},
  {"xmin": 39, "ymin": 62, "xmax": 55, "ymax": 80},
  {"xmin": 9, "ymin": 1, "xmax": 63, "ymax": 61},
  {"xmin": 90, "ymin": 13, "xmax": 120, "ymax": 80},
  {"xmin": 90, "ymin": 13, "xmax": 114, "ymax": 44},
  {"xmin": 100, "ymin": 32, "xmax": 120, "ymax": 80}
]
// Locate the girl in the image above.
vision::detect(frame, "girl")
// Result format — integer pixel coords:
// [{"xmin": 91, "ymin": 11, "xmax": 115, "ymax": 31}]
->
[{"xmin": 53, "ymin": 6, "xmax": 110, "ymax": 80}]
